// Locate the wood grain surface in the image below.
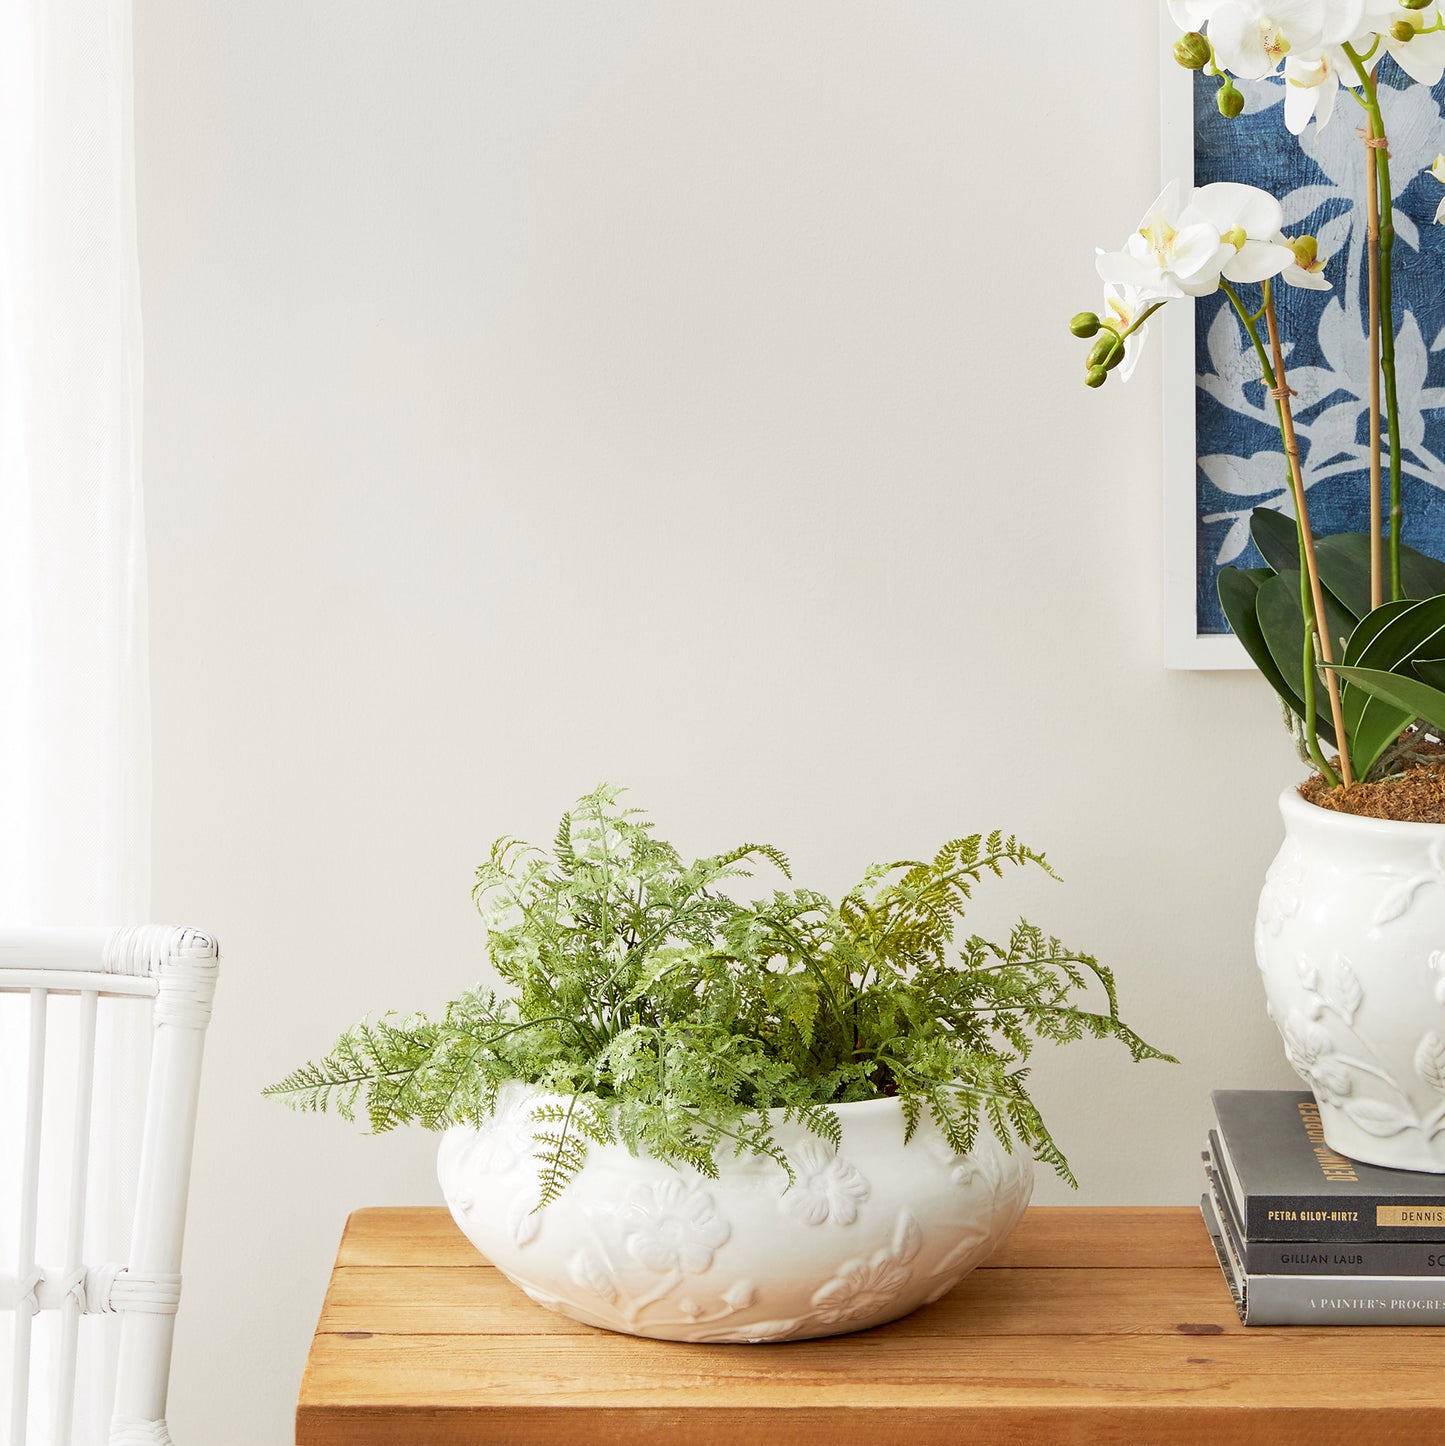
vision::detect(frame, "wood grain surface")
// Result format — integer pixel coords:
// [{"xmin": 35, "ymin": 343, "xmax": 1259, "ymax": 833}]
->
[{"xmin": 296, "ymin": 1206, "xmax": 1445, "ymax": 1445}]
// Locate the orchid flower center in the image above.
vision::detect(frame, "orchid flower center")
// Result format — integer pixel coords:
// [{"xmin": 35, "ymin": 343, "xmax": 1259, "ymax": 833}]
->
[
  {"xmin": 1257, "ymin": 18, "xmax": 1291, "ymax": 62},
  {"xmin": 1141, "ymin": 214, "xmax": 1178, "ymax": 268},
  {"xmin": 1287, "ymin": 235, "xmax": 1324, "ymax": 272}
]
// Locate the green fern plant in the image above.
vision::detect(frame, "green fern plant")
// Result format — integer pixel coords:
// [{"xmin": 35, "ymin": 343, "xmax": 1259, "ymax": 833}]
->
[{"xmin": 266, "ymin": 785, "xmax": 1174, "ymax": 1203}]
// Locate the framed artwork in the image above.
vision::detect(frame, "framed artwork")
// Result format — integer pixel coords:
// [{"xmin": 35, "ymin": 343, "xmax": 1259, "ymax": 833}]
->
[{"xmin": 1160, "ymin": 25, "xmax": 1445, "ymax": 669}]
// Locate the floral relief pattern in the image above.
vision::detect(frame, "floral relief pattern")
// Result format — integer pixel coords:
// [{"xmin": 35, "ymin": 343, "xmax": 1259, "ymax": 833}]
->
[
  {"xmin": 1264, "ymin": 874, "xmax": 1445, "ymax": 1149},
  {"xmin": 780, "ymin": 1142, "xmax": 871, "ymax": 1227},
  {"xmin": 618, "ymin": 1179, "xmax": 730, "ymax": 1274},
  {"xmin": 1258, "ymin": 839, "xmax": 1304, "ymax": 939},
  {"xmin": 810, "ymin": 1211, "xmax": 922, "ymax": 1325},
  {"xmin": 1370, "ymin": 838, "xmax": 1445, "ymax": 928},
  {"xmin": 438, "ymin": 1102, "xmax": 1034, "ymax": 1343},
  {"xmin": 468, "ymin": 1087, "xmax": 542, "ymax": 1175}
]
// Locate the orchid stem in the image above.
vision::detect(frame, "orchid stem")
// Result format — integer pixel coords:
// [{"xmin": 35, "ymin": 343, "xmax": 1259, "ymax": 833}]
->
[
  {"xmin": 1220, "ymin": 280, "xmax": 1343, "ymax": 788},
  {"xmin": 1366, "ymin": 129, "xmax": 1382, "ymax": 611},
  {"xmin": 1343, "ymin": 43, "xmax": 1403, "ymax": 601}
]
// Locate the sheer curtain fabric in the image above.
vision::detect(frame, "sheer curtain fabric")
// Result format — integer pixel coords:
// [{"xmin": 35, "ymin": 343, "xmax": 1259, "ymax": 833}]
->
[{"xmin": 1, "ymin": 0, "xmax": 151, "ymax": 1441}]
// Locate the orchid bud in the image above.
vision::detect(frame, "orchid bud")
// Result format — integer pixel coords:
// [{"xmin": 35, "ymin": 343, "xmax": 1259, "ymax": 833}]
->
[
  {"xmin": 1087, "ymin": 334, "xmax": 1122, "ymax": 369},
  {"xmin": 1084, "ymin": 366, "xmax": 1108, "ymax": 388},
  {"xmin": 1217, "ymin": 81, "xmax": 1245, "ymax": 119},
  {"xmin": 1070, "ymin": 312, "xmax": 1101, "ymax": 338},
  {"xmin": 1391, "ymin": 18, "xmax": 1417, "ymax": 39},
  {"xmin": 1401, "ymin": 0, "xmax": 1430, "ymax": 10},
  {"xmin": 1433, "ymin": 155, "xmax": 1445, "ymax": 183},
  {"xmin": 1174, "ymin": 31, "xmax": 1212, "ymax": 69}
]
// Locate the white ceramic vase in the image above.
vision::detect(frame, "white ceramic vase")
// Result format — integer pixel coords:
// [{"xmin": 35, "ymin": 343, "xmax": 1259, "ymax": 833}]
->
[
  {"xmin": 1256, "ymin": 786, "xmax": 1445, "ymax": 1172},
  {"xmin": 436, "ymin": 1082, "xmax": 1033, "ymax": 1342}
]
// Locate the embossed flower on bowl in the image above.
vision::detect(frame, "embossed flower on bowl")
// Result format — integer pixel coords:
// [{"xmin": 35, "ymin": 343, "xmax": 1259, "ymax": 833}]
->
[
  {"xmin": 437, "ymin": 1088, "xmax": 1033, "ymax": 1343},
  {"xmin": 781, "ymin": 1142, "xmax": 870, "ymax": 1227},
  {"xmin": 618, "ymin": 1179, "xmax": 730, "ymax": 1274}
]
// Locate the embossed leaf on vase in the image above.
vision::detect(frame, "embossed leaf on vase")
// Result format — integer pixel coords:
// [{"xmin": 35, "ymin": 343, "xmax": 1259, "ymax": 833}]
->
[
  {"xmin": 1416, "ymin": 1032, "xmax": 1445, "ymax": 1094},
  {"xmin": 1329, "ymin": 957, "xmax": 1363, "ymax": 1027},
  {"xmin": 1344, "ymin": 1098, "xmax": 1413, "ymax": 1138},
  {"xmin": 1258, "ymin": 791, "xmax": 1445, "ymax": 1172},
  {"xmin": 892, "ymin": 1210, "xmax": 923, "ymax": 1267}
]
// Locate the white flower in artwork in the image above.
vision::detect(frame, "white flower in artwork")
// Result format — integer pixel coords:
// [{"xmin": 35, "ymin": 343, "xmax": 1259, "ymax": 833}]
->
[
  {"xmin": 1096, "ymin": 179, "xmax": 1234, "ymax": 299},
  {"xmin": 782, "ymin": 1142, "xmax": 871, "ymax": 1226},
  {"xmin": 618, "ymin": 1179, "xmax": 730, "ymax": 1275}
]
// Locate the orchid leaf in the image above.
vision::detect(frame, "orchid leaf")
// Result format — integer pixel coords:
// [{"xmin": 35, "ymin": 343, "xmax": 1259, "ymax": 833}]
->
[
  {"xmin": 1250, "ymin": 507, "xmax": 1306, "ymax": 578},
  {"xmin": 1245, "ymin": 508, "xmax": 1445, "ymax": 624},
  {"xmin": 1330, "ymin": 667, "xmax": 1445, "ymax": 739},
  {"xmin": 1255, "ymin": 570, "xmax": 1348, "ymax": 748},
  {"xmin": 1218, "ymin": 566, "xmax": 1307, "ymax": 721},
  {"xmin": 1340, "ymin": 597, "xmax": 1445, "ymax": 775}
]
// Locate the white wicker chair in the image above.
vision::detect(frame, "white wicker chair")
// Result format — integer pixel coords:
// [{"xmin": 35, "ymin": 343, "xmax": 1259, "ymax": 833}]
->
[{"xmin": 0, "ymin": 926, "xmax": 218, "ymax": 1446}]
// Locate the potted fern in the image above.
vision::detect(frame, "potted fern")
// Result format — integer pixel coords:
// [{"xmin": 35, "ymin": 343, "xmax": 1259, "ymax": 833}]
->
[{"xmin": 268, "ymin": 786, "xmax": 1170, "ymax": 1342}]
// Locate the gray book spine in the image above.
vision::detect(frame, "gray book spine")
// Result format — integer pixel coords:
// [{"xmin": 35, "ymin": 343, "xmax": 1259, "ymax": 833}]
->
[
  {"xmin": 1203, "ymin": 1186, "xmax": 1445, "ymax": 1325},
  {"xmin": 1206, "ymin": 1155, "xmax": 1445, "ymax": 1275},
  {"xmin": 1240, "ymin": 1275, "xmax": 1445, "ymax": 1326}
]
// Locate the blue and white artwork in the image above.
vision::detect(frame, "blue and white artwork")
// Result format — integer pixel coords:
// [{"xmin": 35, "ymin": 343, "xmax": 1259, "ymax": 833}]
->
[{"xmin": 1193, "ymin": 64, "xmax": 1445, "ymax": 636}]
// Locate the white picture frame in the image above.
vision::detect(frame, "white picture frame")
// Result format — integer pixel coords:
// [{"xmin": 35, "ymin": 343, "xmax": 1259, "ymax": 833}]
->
[{"xmin": 1160, "ymin": 19, "xmax": 1250, "ymax": 670}]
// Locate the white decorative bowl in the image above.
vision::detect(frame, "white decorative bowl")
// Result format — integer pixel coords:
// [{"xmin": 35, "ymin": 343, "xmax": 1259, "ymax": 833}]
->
[
  {"xmin": 1257, "ymin": 787, "xmax": 1445, "ymax": 1171},
  {"xmin": 436, "ymin": 1082, "xmax": 1034, "ymax": 1342}
]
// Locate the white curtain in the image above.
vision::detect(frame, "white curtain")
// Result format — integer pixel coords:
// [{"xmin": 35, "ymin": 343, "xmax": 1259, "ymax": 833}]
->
[{"xmin": 1, "ymin": 0, "xmax": 150, "ymax": 1441}]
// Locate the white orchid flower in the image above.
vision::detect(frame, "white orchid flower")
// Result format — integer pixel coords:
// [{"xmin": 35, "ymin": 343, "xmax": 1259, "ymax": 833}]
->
[
  {"xmin": 1376, "ymin": 4, "xmax": 1445, "ymax": 87},
  {"xmin": 1277, "ymin": 233, "xmax": 1334, "ymax": 288},
  {"xmin": 1283, "ymin": 50, "xmax": 1343, "ymax": 133},
  {"xmin": 1168, "ymin": 0, "xmax": 1218, "ymax": 29},
  {"xmin": 1095, "ymin": 179, "xmax": 1234, "ymax": 299},
  {"xmin": 1206, "ymin": 0, "xmax": 1362, "ymax": 79},
  {"xmin": 1186, "ymin": 182, "xmax": 1297, "ymax": 283},
  {"xmin": 1099, "ymin": 283, "xmax": 1156, "ymax": 382}
]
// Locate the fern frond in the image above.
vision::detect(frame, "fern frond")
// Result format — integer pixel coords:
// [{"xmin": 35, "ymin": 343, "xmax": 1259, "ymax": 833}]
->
[{"xmin": 270, "ymin": 786, "xmax": 1173, "ymax": 1200}]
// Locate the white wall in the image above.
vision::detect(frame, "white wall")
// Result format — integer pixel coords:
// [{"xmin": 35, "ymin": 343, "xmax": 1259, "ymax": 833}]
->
[{"xmin": 135, "ymin": 3, "xmax": 1307, "ymax": 1440}]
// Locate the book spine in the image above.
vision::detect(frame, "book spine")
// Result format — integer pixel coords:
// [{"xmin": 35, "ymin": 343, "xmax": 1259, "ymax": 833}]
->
[
  {"xmin": 1243, "ymin": 1273, "xmax": 1445, "ymax": 1326},
  {"xmin": 1244, "ymin": 1239, "xmax": 1445, "ymax": 1276},
  {"xmin": 1244, "ymin": 1198, "xmax": 1445, "ymax": 1244}
]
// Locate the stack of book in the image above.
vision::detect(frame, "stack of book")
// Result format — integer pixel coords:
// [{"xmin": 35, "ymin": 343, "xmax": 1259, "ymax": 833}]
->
[{"xmin": 1202, "ymin": 1089, "xmax": 1445, "ymax": 1325}]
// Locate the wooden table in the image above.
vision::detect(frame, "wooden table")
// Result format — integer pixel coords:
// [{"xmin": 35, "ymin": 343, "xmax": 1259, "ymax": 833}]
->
[{"xmin": 297, "ymin": 1205, "xmax": 1445, "ymax": 1444}]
